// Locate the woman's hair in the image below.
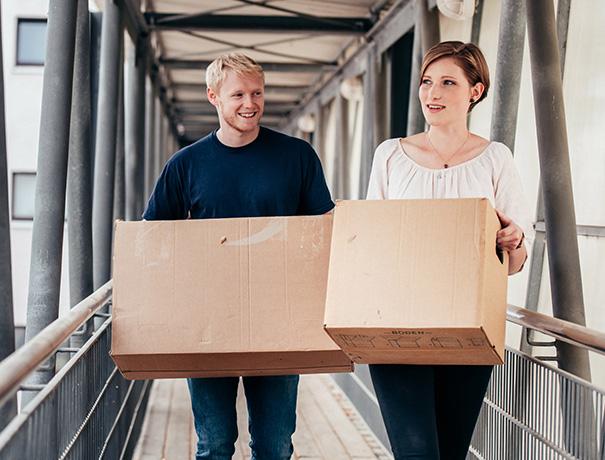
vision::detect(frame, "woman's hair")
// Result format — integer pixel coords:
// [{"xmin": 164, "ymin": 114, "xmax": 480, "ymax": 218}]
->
[
  {"xmin": 421, "ymin": 41, "xmax": 490, "ymax": 112},
  {"xmin": 205, "ymin": 53, "xmax": 265, "ymax": 92}
]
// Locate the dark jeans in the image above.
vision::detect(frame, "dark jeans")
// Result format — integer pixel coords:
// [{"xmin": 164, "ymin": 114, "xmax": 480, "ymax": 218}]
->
[
  {"xmin": 188, "ymin": 375, "xmax": 299, "ymax": 460},
  {"xmin": 369, "ymin": 364, "xmax": 493, "ymax": 460}
]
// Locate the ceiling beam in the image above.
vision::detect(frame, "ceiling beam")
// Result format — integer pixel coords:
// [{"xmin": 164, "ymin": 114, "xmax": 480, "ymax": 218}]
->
[
  {"xmin": 172, "ymin": 83, "xmax": 308, "ymax": 95},
  {"xmin": 160, "ymin": 59, "xmax": 336, "ymax": 72},
  {"xmin": 145, "ymin": 13, "xmax": 372, "ymax": 34}
]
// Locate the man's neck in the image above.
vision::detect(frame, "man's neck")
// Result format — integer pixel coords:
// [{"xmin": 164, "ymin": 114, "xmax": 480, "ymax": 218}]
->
[{"xmin": 216, "ymin": 126, "xmax": 260, "ymax": 148}]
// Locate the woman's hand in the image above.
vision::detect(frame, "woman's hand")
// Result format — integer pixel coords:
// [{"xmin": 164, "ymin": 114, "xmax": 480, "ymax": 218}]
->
[{"xmin": 495, "ymin": 209, "xmax": 524, "ymax": 252}]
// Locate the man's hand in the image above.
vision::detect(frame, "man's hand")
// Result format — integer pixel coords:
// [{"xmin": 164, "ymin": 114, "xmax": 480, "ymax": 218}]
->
[{"xmin": 495, "ymin": 209, "xmax": 524, "ymax": 252}]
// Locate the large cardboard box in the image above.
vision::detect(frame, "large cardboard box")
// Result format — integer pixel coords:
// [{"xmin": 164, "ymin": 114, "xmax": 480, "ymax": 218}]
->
[
  {"xmin": 111, "ymin": 215, "xmax": 352, "ymax": 379},
  {"xmin": 324, "ymin": 199, "xmax": 508, "ymax": 365}
]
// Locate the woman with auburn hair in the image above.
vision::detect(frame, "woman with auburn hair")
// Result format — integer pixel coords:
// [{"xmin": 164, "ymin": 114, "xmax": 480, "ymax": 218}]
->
[{"xmin": 366, "ymin": 41, "xmax": 532, "ymax": 459}]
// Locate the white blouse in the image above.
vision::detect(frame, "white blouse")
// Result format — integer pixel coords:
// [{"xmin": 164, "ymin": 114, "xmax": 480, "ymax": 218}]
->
[{"xmin": 366, "ymin": 138, "xmax": 534, "ymax": 239}]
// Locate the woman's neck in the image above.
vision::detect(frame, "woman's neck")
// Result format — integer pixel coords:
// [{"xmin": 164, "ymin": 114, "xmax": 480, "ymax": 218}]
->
[{"xmin": 427, "ymin": 123, "xmax": 469, "ymax": 151}]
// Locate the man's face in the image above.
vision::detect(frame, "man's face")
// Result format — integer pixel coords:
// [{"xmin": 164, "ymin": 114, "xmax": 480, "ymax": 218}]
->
[{"xmin": 207, "ymin": 70, "xmax": 265, "ymax": 135}]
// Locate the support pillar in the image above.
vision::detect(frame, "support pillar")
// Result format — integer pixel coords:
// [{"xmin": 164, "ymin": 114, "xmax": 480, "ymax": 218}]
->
[
  {"xmin": 144, "ymin": 74, "xmax": 155, "ymax": 200},
  {"xmin": 113, "ymin": 65, "xmax": 126, "ymax": 223},
  {"xmin": 0, "ymin": 1, "xmax": 17, "ymax": 430},
  {"xmin": 359, "ymin": 46, "xmax": 377, "ymax": 199},
  {"xmin": 125, "ymin": 38, "xmax": 147, "ymax": 220},
  {"xmin": 490, "ymin": 0, "xmax": 526, "ymax": 152},
  {"xmin": 67, "ymin": 0, "xmax": 93, "ymax": 346},
  {"xmin": 523, "ymin": 0, "xmax": 572, "ymax": 351},
  {"xmin": 23, "ymin": 0, "xmax": 78, "ymax": 407},
  {"xmin": 526, "ymin": 0, "xmax": 590, "ymax": 380},
  {"xmin": 153, "ymin": 91, "xmax": 162, "ymax": 179},
  {"xmin": 333, "ymin": 92, "xmax": 347, "ymax": 200},
  {"xmin": 92, "ymin": 0, "xmax": 122, "ymax": 289},
  {"xmin": 407, "ymin": 0, "xmax": 440, "ymax": 136}
]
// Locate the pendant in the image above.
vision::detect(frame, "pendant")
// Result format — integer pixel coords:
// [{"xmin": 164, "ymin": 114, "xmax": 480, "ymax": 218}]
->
[{"xmin": 444, "ymin": 164, "xmax": 449, "ymax": 169}]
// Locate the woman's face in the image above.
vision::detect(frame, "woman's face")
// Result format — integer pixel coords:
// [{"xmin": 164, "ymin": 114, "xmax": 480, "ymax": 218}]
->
[{"xmin": 418, "ymin": 57, "xmax": 484, "ymax": 127}]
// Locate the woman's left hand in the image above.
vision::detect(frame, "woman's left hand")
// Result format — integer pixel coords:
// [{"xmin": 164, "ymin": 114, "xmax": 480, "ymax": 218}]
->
[{"xmin": 495, "ymin": 209, "xmax": 524, "ymax": 252}]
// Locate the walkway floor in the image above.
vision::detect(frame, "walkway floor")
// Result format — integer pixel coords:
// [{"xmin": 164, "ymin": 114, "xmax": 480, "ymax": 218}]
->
[{"xmin": 133, "ymin": 374, "xmax": 392, "ymax": 460}]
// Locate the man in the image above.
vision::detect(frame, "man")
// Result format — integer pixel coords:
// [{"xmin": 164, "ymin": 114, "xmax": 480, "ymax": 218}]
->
[{"xmin": 143, "ymin": 53, "xmax": 334, "ymax": 459}]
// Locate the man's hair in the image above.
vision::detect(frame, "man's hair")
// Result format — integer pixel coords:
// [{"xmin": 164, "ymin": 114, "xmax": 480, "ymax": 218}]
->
[
  {"xmin": 205, "ymin": 53, "xmax": 265, "ymax": 92},
  {"xmin": 421, "ymin": 41, "xmax": 490, "ymax": 112}
]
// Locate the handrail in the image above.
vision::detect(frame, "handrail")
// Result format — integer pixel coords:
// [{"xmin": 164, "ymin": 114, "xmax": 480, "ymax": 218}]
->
[
  {"xmin": 507, "ymin": 304, "xmax": 605, "ymax": 356},
  {"xmin": 2, "ymin": 286, "xmax": 604, "ymax": 408},
  {"xmin": 0, "ymin": 280, "xmax": 112, "ymax": 408}
]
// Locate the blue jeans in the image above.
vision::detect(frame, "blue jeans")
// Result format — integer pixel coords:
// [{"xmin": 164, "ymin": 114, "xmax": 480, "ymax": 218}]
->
[
  {"xmin": 369, "ymin": 364, "xmax": 493, "ymax": 460},
  {"xmin": 187, "ymin": 375, "xmax": 299, "ymax": 460}
]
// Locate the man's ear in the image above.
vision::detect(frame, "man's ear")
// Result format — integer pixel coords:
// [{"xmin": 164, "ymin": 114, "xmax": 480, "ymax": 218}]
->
[{"xmin": 207, "ymin": 86, "xmax": 218, "ymax": 107}]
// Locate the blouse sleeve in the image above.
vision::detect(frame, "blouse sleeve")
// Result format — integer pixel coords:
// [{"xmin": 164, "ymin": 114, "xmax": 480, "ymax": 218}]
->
[
  {"xmin": 493, "ymin": 143, "xmax": 535, "ymax": 243},
  {"xmin": 366, "ymin": 139, "xmax": 395, "ymax": 200}
]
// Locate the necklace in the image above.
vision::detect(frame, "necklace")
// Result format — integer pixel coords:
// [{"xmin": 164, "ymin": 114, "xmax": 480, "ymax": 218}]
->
[{"xmin": 426, "ymin": 131, "xmax": 470, "ymax": 168}]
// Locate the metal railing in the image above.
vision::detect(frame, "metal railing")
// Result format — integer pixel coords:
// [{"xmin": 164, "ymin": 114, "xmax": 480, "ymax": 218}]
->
[
  {"xmin": 469, "ymin": 306, "xmax": 605, "ymax": 460},
  {"xmin": 0, "ymin": 282, "xmax": 151, "ymax": 459},
  {"xmin": 2, "ymin": 283, "xmax": 605, "ymax": 459}
]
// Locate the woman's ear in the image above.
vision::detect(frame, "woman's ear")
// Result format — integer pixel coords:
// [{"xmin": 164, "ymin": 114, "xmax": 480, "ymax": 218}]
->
[{"xmin": 471, "ymin": 82, "xmax": 485, "ymax": 102}]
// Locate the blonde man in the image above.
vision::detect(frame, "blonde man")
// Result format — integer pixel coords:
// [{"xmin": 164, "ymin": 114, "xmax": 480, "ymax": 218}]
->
[{"xmin": 143, "ymin": 53, "xmax": 334, "ymax": 459}]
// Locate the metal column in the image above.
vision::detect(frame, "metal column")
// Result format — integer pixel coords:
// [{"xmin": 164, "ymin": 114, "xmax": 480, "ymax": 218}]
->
[
  {"xmin": 525, "ymin": 0, "xmax": 590, "ymax": 380},
  {"xmin": 67, "ymin": 0, "xmax": 93, "ymax": 346},
  {"xmin": 333, "ymin": 92, "xmax": 347, "ymax": 200},
  {"xmin": 92, "ymin": 0, "xmax": 122, "ymax": 289},
  {"xmin": 144, "ymin": 74, "xmax": 155, "ymax": 200},
  {"xmin": 22, "ymin": 0, "xmax": 77, "ymax": 414},
  {"xmin": 493, "ymin": 9, "xmax": 534, "ymax": 455},
  {"xmin": 153, "ymin": 91, "xmax": 162, "ymax": 179},
  {"xmin": 359, "ymin": 45, "xmax": 377, "ymax": 199},
  {"xmin": 523, "ymin": 0, "xmax": 572, "ymax": 352},
  {"xmin": 407, "ymin": 0, "xmax": 440, "ymax": 136},
  {"xmin": 114, "ymin": 62, "xmax": 126, "ymax": 223},
  {"xmin": 125, "ymin": 39, "xmax": 147, "ymax": 220},
  {"xmin": 0, "ymin": 2, "xmax": 17, "ymax": 430},
  {"xmin": 490, "ymin": 0, "xmax": 526, "ymax": 152},
  {"xmin": 470, "ymin": 0, "xmax": 485, "ymax": 45},
  {"xmin": 312, "ymin": 101, "xmax": 323, "ymax": 162}
]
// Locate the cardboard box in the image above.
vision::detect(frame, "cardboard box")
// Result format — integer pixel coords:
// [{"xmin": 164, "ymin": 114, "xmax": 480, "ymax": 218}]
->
[
  {"xmin": 111, "ymin": 215, "xmax": 353, "ymax": 379},
  {"xmin": 324, "ymin": 199, "xmax": 508, "ymax": 365}
]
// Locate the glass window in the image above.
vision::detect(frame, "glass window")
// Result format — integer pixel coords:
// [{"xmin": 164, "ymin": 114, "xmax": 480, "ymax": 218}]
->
[
  {"xmin": 16, "ymin": 19, "xmax": 47, "ymax": 66},
  {"xmin": 12, "ymin": 172, "xmax": 36, "ymax": 220}
]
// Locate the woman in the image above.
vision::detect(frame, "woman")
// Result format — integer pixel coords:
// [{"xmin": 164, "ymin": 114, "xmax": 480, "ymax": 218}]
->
[{"xmin": 366, "ymin": 41, "xmax": 532, "ymax": 459}]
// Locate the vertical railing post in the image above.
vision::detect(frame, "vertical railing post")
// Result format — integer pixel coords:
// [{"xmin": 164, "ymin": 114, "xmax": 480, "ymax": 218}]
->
[
  {"xmin": 23, "ymin": 0, "xmax": 78, "ymax": 408},
  {"xmin": 0, "ymin": 1, "xmax": 17, "ymax": 430}
]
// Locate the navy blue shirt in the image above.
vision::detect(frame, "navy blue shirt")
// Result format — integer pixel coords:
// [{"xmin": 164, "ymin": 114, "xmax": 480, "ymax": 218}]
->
[{"xmin": 143, "ymin": 127, "xmax": 334, "ymax": 220}]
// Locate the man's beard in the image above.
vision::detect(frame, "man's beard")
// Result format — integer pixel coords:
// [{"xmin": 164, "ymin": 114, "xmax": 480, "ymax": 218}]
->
[{"xmin": 219, "ymin": 102, "xmax": 262, "ymax": 134}]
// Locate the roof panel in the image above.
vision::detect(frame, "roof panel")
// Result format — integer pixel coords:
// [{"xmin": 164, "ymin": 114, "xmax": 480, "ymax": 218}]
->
[{"xmin": 150, "ymin": 0, "xmax": 382, "ymax": 17}]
